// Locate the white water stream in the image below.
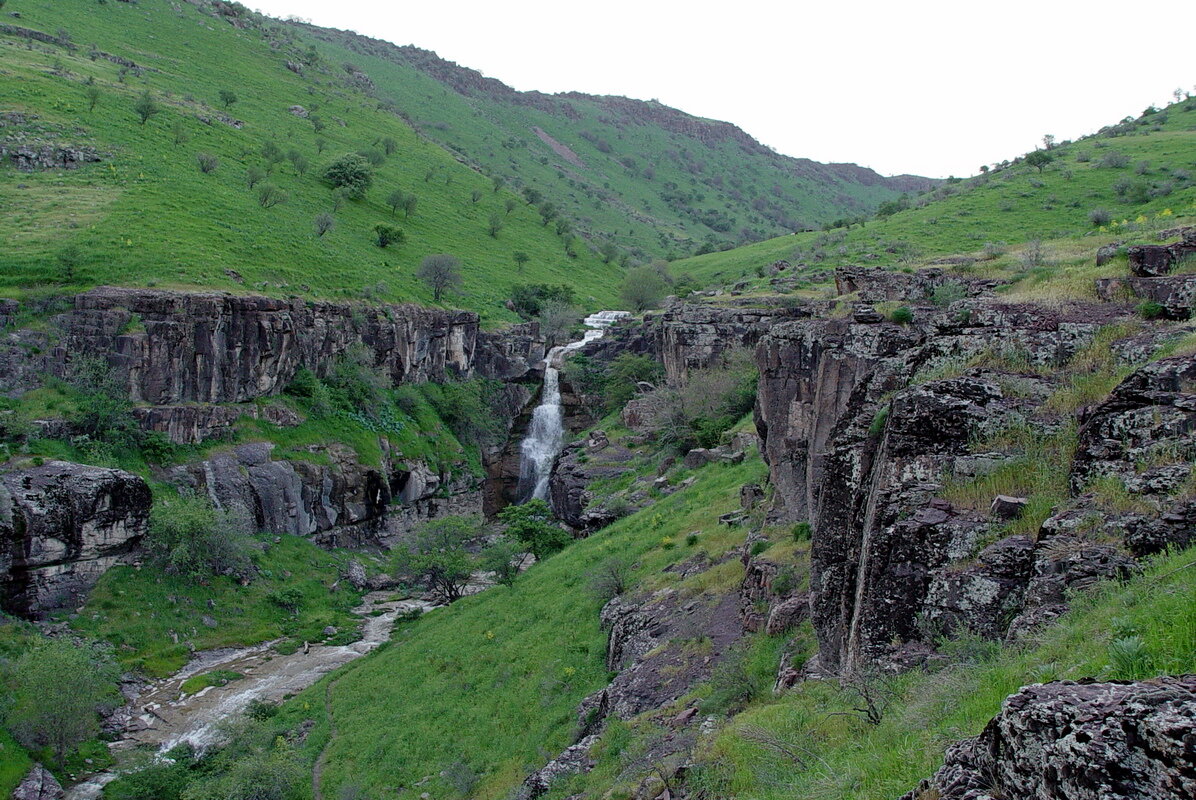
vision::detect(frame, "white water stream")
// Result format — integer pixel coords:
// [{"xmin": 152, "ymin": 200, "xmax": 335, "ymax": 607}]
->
[
  {"xmin": 65, "ymin": 592, "xmax": 438, "ymax": 799},
  {"xmin": 517, "ymin": 311, "xmax": 629, "ymax": 501}
]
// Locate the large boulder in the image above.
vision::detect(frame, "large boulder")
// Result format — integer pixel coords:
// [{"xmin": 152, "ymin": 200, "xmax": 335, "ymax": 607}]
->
[
  {"xmin": 12, "ymin": 764, "xmax": 64, "ymax": 800},
  {"xmin": 0, "ymin": 461, "xmax": 150, "ymax": 617},
  {"xmin": 901, "ymin": 676, "xmax": 1196, "ymax": 800}
]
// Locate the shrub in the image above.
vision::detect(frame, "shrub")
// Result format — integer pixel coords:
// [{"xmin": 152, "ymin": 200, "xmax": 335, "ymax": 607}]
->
[
  {"xmin": 196, "ymin": 152, "xmax": 219, "ymax": 173},
  {"xmin": 869, "ymin": 405, "xmax": 890, "ymax": 436},
  {"xmin": 218, "ymin": 89, "xmax": 237, "ymax": 108},
  {"xmin": 1088, "ymin": 208, "xmax": 1112, "ymax": 226},
  {"xmin": 357, "ymin": 148, "xmax": 385, "ymax": 167},
  {"xmin": 257, "ymin": 183, "xmax": 288, "ymax": 208},
  {"xmin": 144, "ymin": 495, "xmax": 256, "ymax": 580},
  {"xmin": 373, "ymin": 224, "xmax": 404, "ymax": 248},
  {"xmin": 791, "ymin": 522, "xmax": 812, "ymax": 542},
  {"xmin": 1100, "ymin": 151, "xmax": 1130, "ymax": 168},
  {"xmin": 981, "ymin": 241, "xmax": 1006, "ymax": 260},
  {"xmin": 245, "ymin": 166, "xmax": 265, "ymax": 188},
  {"xmin": 589, "ymin": 556, "xmax": 633, "ymax": 602},
  {"xmin": 480, "ymin": 540, "xmax": 522, "ymax": 587},
  {"xmin": 323, "ymin": 153, "xmax": 373, "ymax": 199},
  {"xmin": 889, "ymin": 306, "xmax": 914, "ymax": 324},
  {"xmin": 509, "ymin": 283, "xmax": 576, "ymax": 319},
  {"xmin": 313, "ymin": 212, "xmax": 335, "ymax": 238},
  {"xmin": 930, "ymin": 282, "xmax": 967, "ymax": 306},
  {"xmin": 487, "ymin": 213, "xmax": 504, "ymax": 238},
  {"xmin": 5, "ymin": 639, "xmax": 119, "ymax": 767},
  {"xmin": 1137, "ymin": 300, "xmax": 1166, "ymax": 320}
]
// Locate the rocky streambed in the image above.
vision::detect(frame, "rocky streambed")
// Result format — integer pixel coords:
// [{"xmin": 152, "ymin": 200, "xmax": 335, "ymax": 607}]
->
[{"xmin": 66, "ymin": 591, "xmax": 438, "ymax": 799}]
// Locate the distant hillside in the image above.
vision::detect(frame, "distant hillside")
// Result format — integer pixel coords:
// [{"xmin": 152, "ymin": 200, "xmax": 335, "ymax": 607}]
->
[
  {"xmin": 0, "ymin": 0, "xmax": 624, "ymax": 320},
  {"xmin": 286, "ymin": 24, "xmax": 934, "ymax": 258}
]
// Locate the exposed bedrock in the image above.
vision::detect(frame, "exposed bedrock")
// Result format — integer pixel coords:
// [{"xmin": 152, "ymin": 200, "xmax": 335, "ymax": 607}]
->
[
  {"xmin": 902, "ymin": 675, "xmax": 1196, "ymax": 800},
  {"xmin": 0, "ymin": 287, "xmax": 543, "ymax": 403},
  {"xmin": 753, "ymin": 302, "xmax": 1191, "ymax": 673},
  {"xmin": 0, "ymin": 460, "xmax": 151, "ymax": 617}
]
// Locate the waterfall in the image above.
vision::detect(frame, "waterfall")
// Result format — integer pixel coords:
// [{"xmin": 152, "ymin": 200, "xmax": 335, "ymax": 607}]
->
[{"xmin": 517, "ymin": 311, "xmax": 630, "ymax": 502}]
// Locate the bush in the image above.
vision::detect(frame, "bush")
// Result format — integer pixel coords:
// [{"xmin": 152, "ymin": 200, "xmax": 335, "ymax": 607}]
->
[
  {"xmin": 509, "ymin": 283, "xmax": 576, "ymax": 319},
  {"xmin": 391, "ymin": 516, "xmax": 481, "ymax": 602},
  {"xmin": 889, "ymin": 306, "xmax": 914, "ymax": 324},
  {"xmin": 1100, "ymin": 151, "xmax": 1130, "ymax": 169},
  {"xmin": 196, "ymin": 152, "xmax": 219, "ymax": 173},
  {"xmin": 313, "ymin": 212, "xmax": 335, "ymax": 238},
  {"xmin": 144, "ymin": 495, "xmax": 256, "ymax": 580},
  {"xmin": 589, "ymin": 556, "xmax": 633, "ymax": 602},
  {"xmin": 1137, "ymin": 300, "xmax": 1166, "ymax": 320},
  {"xmin": 930, "ymin": 282, "xmax": 966, "ymax": 307},
  {"xmin": 257, "ymin": 183, "xmax": 288, "ymax": 208},
  {"xmin": 417, "ymin": 253, "xmax": 463, "ymax": 302},
  {"xmin": 373, "ymin": 224, "xmax": 404, "ymax": 248},
  {"xmin": 63, "ymin": 355, "xmax": 140, "ymax": 450},
  {"xmin": 791, "ymin": 522, "xmax": 812, "ymax": 542},
  {"xmin": 1088, "ymin": 208, "xmax": 1112, "ymax": 226},
  {"xmin": 323, "ymin": 153, "xmax": 374, "ymax": 199},
  {"xmin": 133, "ymin": 90, "xmax": 160, "ymax": 124},
  {"xmin": 651, "ymin": 348, "xmax": 757, "ymax": 451},
  {"xmin": 245, "ymin": 166, "xmax": 265, "ymax": 188}
]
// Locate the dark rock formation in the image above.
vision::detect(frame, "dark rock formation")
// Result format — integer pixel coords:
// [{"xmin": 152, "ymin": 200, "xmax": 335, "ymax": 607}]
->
[
  {"xmin": 1127, "ymin": 228, "xmax": 1196, "ymax": 277},
  {"xmin": 901, "ymin": 676, "xmax": 1196, "ymax": 800},
  {"xmin": 834, "ymin": 266, "xmax": 999, "ymax": 302},
  {"xmin": 166, "ymin": 442, "xmax": 478, "ymax": 547},
  {"xmin": 0, "ymin": 461, "xmax": 151, "ymax": 617},
  {"xmin": 0, "ymin": 288, "xmax": 543, "ymax": 403},
  {"xmin": 1095, "ymin": 275, "xmax": 1196, "ymax": 319}
]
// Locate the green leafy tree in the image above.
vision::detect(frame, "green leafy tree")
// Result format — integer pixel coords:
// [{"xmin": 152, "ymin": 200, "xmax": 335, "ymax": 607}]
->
[
  {"xmin": 480, "ymin": 540, "xmax": 522, "ymax": 587},
  {"xmin": 85, "ymin": 82, "xmax": 101, "ymax": 112},
  {"xmin": 498, "ymin": 500, "xmax": 570, "ymax": 560},
  {"xmin": 391, "ymin": 517, "xmax": 481, "ymax": 602},
  {"xmin": 144, "ymin": 495, "xmax": 255, "ymax": 580},
  {"xmin": 218, "ymin": 89, "xmax": 237, "ymax": 108},
  {"xmin": 387, "ymin": 189, "xmax": 407, "ymax": 217},
  {"xmin": 5, "ymin": 640, "xmax": 119, "ymax": 767},
  {"xmin": 512, "ymin": 251, "xmax": 530, "ymax": 271},
  {"xmin": 313, "ymin": 212, "xmax": 335, "ymax": 238},
  {"xmin": 133, "ymin": 90, "xmax": 160, "ymax": 124},
  {"xmin": 380, "ymin": 136, "xmax": 398, "ymax": 156},
  {"xmin": 538, "ymin": 201, "xmax": 558, "ymax": 226},
  {"xmin": 1025, "ymin": 150, "xmax": 1054, "ymax": 173},
  {"xmin": 246, "ymin": 166, "xmax": 266, "ymax": 189},
  {"xmin": 417, "ymin": 253, "xmax": 463, "ymax": 302},
  {"xmin": 487, "ymin": 213, "xmax": 504, "ymax": 238},
  {"xmin": 401, "ymin": 193, "xmax": 418, "ymax": 219},
  {"xmin": 323, "ymin": 153, "xmax": 374, "ymax": 199},
  {"xmin": 619, "ymin": 265, "xmax": 668, "ymax": 311}
]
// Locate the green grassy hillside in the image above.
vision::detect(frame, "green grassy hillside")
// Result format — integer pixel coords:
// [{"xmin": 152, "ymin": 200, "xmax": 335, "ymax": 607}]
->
[
  {"xmin": 286, "ymin": 25, "xmax": 928, "ymax": 260},
  {"xmin": 0, "ymin": 0, "xmax": 623, "ymax": 320},
  {"xmin": 673, "ymin": 99, "xmax": 1196, "ymax": 290}
]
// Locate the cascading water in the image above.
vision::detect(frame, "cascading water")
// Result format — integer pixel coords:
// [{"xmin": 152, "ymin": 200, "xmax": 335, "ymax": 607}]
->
[{"xmin": 517, "ymin": 311, "xmax": 629, "ymax": 501}]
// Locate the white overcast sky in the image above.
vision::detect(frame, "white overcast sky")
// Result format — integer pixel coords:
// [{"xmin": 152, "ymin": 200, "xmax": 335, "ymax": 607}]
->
[{"xmin": 250, "ymin": 0, "xmax": 1193, "ymax": 179}]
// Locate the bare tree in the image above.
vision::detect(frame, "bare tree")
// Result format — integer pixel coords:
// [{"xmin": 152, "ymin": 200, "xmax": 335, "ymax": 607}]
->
[{"xmin": 417, "ymin": 254, "xmax": 462, "ymax": 302}]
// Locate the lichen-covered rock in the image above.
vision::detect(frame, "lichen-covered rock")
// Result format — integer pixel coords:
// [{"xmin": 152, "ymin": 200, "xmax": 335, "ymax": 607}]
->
[
  {"xmin": 11, "ymin": 763, "xmax": 64, "ymax": 800},
  {"xmin": 834, "ymin": 265, "xmax": 999, "ymax": 302},
  {"xmin": 900, "ymin": 676, "xmax": 1196, "ymax": 800},
  {"xmin": 1, "ymin": 461, "xmax": 151, "ymax": 617},
  {"xmin": 516, "ymin": 735, "xmax": 599, "ymax": 799},
  {"xmin": 1095, "ymin": 275, "xmax": 1196, "ymax": 319}
]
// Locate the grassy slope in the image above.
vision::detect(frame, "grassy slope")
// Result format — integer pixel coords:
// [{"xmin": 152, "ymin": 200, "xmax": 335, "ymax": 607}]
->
[
  {"xmin": 0, "ymin": 0, "xmax": 620, "ymax": 321},
  {"xmin": 672, "ymin": 101, "xmax": 1196, "ymax": 288},
  {"xmin": 294, "ymin": 27, "xmax": 915, "ymax": 259}
]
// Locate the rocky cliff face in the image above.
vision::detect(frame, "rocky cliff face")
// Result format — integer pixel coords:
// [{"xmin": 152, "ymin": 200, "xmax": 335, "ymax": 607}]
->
[
  {"xmin": 752, "ymin": 301, "xmax": 1192, "ymax": 674},
  {"xmin": 903, "ymin": 676, "xmax": 1196, "ymax": 800},
  {"xmin": 0, "ymin": 461, "xmax": 151, "ymax": 617}
]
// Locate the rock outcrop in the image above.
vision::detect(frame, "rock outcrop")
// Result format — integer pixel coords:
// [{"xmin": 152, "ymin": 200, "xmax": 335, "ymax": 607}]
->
[
  {"xmin": 166, "ymin": 442, "xmax": 479, "ymax": 548},
  {"xmin": 11, "ymin": 763, "xmax": 64, "ymax": 800},
  {"xmin": 0, "ymin": 461, "xmax": 151, "ymax": 617},
  {"xmin": 902, "ymin": 676, "xmax": 1196, "ymax": 800}
]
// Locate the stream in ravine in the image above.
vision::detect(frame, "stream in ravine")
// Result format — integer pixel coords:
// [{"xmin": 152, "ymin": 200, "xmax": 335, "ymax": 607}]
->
[{"xmin": 66, "ymin": 592, "xmax": 438, "ymax": 799}]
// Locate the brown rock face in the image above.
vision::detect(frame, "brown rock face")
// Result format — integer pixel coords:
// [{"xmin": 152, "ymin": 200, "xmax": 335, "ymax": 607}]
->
[
  {"xmin": 901, "ymin": 676, "xmax": 1196, "ymax": 800},
  {"xmin": 0, "ymin": 461, "xmax": 151, "ymax": 617}
]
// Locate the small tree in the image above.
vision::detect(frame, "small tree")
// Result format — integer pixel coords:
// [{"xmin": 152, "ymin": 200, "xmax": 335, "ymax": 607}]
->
[
  {"xmin": 417, "ymin": 253, "xmax": 462, "ymax": 302},
  {"xmin": 323, "ymin": 153, "xmax": 373, "ymax": 199},
  {"xmin": 401, "ymin": 193, "xmax": 418, "ymax": 219},
  {"xmin": 480, "ymin": 540, "xmax": 522, "ymax": 587},
  {"xmin": 1042, "ymin": 133, "xmax": 1056, "ymax": 150},
  {"xmin": 172, "ymin": 120, "xmax": 190, "ymax": 146},
  {"xmin": 487, "ymin": 212, "xmax": 504, "ymax": 238},
  {"xmin": 512, "ymin": 251, "xmax": 530, "ymax": 271},
  {"xmin": 196, "ymin": 152, "xmax": 219, "ymax": 174},
  {"xmin": 133, "ymin": 90, "xmax": 160, "ymax": 124},
  {"xmin": 498, "ymin": 500, "xmax": 570, "ymax": 560},
  {"xmin": 491, "ymin": 175, "xmax": 505, "ymax": 193},
  {"xmin": 85, "ymin": 83, "xmax": 101, "ymax": 112},
  {"xmin": 380, "ymin": 136, "xmax": 398, "ymax": 156},
  {"xmin": 261, "ymin": 140, "xmax": 283, "ymax": 170},
  {"xmin": 246, "ymin": 166, "xmax": 266, "ymax": 189},
  {"xmin": 538, "ymin": 300, "xmax": 579, "ymax": 347},
  {"xmin": 504, "ymin": 197, "xmax": 517, "ymax": 214},
  {"xmin": 6, "ymin": 640, "xmax": 119, "ymax": 768},
  {"xmin": 619, "ymin": 265, "xmax": 668, "ymax": 311},
  {"xmin": 374, "ymin": 224, "xmax": 405, "ymax": 248},
  {"xmin": 1025, "ymin": 149, "xmax": 1054, "ymax": 173},
  {"xmin": 471, "ymin": 189, "xmax": 482, "ymax": 203},
  {"xmin": 314, "ymin": 212, "xmax": 335, "ymax": 238},
  {"xmin": 390, "ymin": 517, "xmax": 481, "ymax": 603},
  {"xmin": 257, "ymin": 183, "xmax": 288, "ymax": 208},
  {"xmin": 538, "ymin": 201, "xmax": 558, "ymax": 226},
  {"xmin": 387, "ymin": 189, "xmax": 407, "ymax": 217},
  {"xmin": 218, "ymin": 89, "xmax": 238, "ymax": 108},
  {"xmin": 290, "ymin": 153, "xmax": 309, "ymax": 176}
]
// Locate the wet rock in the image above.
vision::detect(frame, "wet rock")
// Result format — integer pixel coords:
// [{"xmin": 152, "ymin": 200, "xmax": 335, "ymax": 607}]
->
[
  {"xmin": 901, "ymin": 676, "xmax": 1196, "ymax": 800},
  {"xmin": 1, "ymin": 461, "xmax": 151, "ymax": 617}
]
